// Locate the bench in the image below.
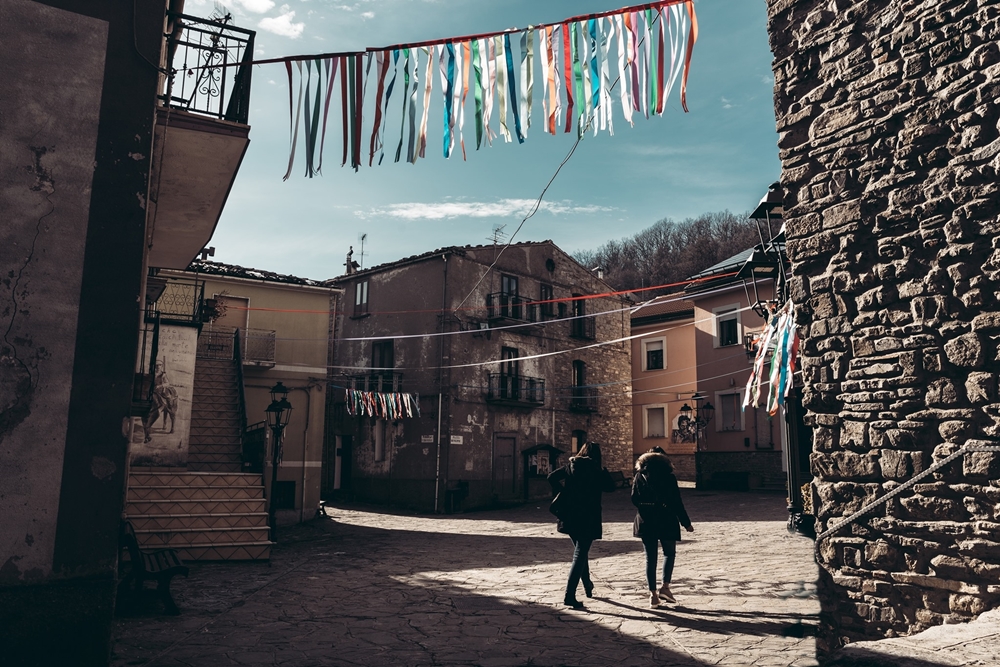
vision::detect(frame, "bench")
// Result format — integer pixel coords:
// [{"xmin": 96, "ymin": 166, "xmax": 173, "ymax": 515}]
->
[
  {"xmin": 120, "ymin": 520, "xmax": 189, "ymax": 615},
  {"xmin": 609, "ymin": 470, "xmax": 631, "ymax": 488}
]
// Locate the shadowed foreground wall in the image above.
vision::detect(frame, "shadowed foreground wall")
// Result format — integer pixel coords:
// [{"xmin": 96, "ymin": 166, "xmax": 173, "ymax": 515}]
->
[{"xmin": 766, "ymin": 0, "xmax": 1000, "ymax": 654}]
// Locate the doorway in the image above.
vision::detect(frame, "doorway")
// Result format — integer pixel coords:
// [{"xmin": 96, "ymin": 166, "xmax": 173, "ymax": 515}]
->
[{"xmin": 493, "ymin": 434, "xmax": 517, "ymax": 500}]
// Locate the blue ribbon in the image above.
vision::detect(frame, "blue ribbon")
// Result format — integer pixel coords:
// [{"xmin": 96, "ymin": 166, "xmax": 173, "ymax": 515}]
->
[{"xmin": 504, "ymin": 33, "xmax": 525, "ymax": 143}]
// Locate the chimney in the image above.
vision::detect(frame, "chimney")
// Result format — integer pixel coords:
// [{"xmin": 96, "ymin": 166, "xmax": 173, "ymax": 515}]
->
[{"xmin": 345, "ymin": 246, "xmax": 355, "ymax": 275}]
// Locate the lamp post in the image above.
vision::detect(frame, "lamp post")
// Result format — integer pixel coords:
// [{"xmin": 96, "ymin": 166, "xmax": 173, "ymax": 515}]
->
[
  {"xmin": 679, "ymin": 392, "xmax": 715, "ymax": 452},
  {"xmin": 265, "ymin": 381, "xmax": 293, "ymax": 541}
]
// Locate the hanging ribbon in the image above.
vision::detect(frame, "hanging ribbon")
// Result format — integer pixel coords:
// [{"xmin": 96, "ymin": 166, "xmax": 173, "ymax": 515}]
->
[
  {"xmin": 743, "ymin": 300, "xmax": 799, "ymax": 416},
  {"xmin": 276, "ymin": 0, "xmax": 698, "ymax": 174}
]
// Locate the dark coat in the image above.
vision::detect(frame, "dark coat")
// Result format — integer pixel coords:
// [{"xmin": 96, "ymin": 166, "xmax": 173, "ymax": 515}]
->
[
  {"xmin": 547, "ymin": 456, "xmax": 616, "ymax": 540},
  {"xmin": 631, "ymin": 452, "xmax": 691, "ymax": 541}
]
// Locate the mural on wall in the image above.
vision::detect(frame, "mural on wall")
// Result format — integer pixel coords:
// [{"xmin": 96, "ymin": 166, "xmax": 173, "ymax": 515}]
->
[
  {"xmin": 671, "ymin": 413, "xmax": 696, "ymax": 444},
  {"xmin": 130, "ymin": 324, "xmax": 197, "ymax": 466}
]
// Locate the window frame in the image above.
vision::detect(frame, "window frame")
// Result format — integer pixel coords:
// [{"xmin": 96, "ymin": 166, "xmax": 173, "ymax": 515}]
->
[
  {"xmin": 354, "ymin": 280, "xmax": 370, "ymax": 317},
  {"xmin": 714, "ymin": 390, "xmax": 746, "ymax": 432},
  {"xmin": 643, "ymin": 404, "xmax": 668, "ymax": 439},
  {"xmin": 539, "ymin": 283, "xmax": 554, "ymax": 318},
  {"xmin": 713, "ymin": 304, "xmax": 741, "ymax": 348},
  {"xmin": 641, "ymin": 336, "xmax": 666, "ymax": 372}
]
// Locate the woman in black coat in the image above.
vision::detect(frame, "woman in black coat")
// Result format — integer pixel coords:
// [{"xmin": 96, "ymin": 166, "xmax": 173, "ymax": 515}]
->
[
  {"xmin": 547, "ymin": 442, "xmax": 617, "ymax": 609},
  {"xmin": 632, "ymin": 449, "xmax": 693, "ymax": 608}
]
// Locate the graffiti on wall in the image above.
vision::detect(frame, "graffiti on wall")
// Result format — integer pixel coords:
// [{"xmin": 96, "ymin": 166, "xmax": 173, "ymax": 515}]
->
[{"xmin": 130, "ymin": 325, "xmax": 197, "ymax": 466}]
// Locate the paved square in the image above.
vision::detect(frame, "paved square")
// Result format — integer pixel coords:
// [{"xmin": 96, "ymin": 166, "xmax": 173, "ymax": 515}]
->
[{"xmin": 113, "ymin": 489, "xmax": 820, "ymax": 666}]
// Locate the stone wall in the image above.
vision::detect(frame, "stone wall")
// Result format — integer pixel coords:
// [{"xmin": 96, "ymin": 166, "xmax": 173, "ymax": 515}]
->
[{"xmin": 766, "ymin": 0, "xmax": 1000, "ymax": 654}]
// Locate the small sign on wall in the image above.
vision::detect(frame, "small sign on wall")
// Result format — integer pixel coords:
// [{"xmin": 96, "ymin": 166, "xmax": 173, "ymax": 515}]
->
[
  {"xmin": 421, "ymin": 435, "xmax": 435, "ymax": 444},
  {"xmin": 450, "ymin": 435, "xmax": 464, "ymax": 445}
]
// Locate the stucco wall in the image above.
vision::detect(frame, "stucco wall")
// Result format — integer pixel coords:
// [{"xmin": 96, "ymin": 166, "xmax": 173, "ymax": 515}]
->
[{"xmin": 767, "ymin": 0, "xmax": 1000, "ymax": 653}]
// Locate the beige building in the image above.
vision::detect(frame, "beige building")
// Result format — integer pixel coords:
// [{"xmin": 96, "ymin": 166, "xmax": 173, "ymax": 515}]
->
[
  {"xmin": 629, "ymin": 295, "xmax": 698, "ymax": 480},
  {"xmin": 126, "ymin": 261, "xmax": 338, "ymax": 562}
]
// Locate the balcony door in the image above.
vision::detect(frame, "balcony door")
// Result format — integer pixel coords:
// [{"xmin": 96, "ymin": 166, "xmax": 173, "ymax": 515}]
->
[
  {"xmin": 500, "ymin": 347, "xmax": 519, "ymax": 399},
  {"xmin": 500, "ymin": 274, "xmax": 520, "ymax": 319},
  {"xmin": 213, "ymin": 294, "xmax": 249, "ymax": 331}
]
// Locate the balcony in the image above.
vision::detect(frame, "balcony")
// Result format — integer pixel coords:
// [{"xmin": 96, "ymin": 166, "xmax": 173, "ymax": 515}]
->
[
  {"xmin": 570, "ymin": 316, "xmax": 596, "ymax": 340},
  {"xmin": 486, "ymin": 374, "xmax": 546, "ymax": 407},
  {"xmin": 146, "ymin": 276, "xmax": 205, "ymax": 325},
  {"xmin": 146, "ymin": 13, "xmax": 254, "ymax": 269},
  {"xmin": 569, "ymin": 386, "xmax": 598, "ymax": 413},
  {"xmin": 346, "ymin": 372, "xmax": 404, "ymax": 393},
  {"xmin": 486, "ymin": 293, "xmax": 539, "ymax": 324},
  {"xmin": 197, "ymin": 326, "xmax": 276, "ymax": 366}
]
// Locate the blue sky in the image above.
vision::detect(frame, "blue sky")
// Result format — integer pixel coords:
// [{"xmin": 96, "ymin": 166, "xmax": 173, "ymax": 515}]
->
[{"xmin": 186, "ymin": 0, "xmax": 779, "ymax": 280}]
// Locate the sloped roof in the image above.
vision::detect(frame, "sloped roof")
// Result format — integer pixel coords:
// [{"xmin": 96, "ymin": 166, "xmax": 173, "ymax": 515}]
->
[
  {"xmin": 631, "ymin": 293, "xmax": 694, "ymax": 325},
  {"xmin": 188, "ymin": 260, "xmax": 325, "ymax": 286}
]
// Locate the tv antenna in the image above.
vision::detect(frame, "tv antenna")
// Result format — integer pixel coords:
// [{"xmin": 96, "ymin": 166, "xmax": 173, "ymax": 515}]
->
[
  {"xmin": 488, "ymin": 224, "xmax": 508, "ymax": 245},
  {"xmin": 357, "ymin": 232, "xmax": 368, "ymax": 270}
]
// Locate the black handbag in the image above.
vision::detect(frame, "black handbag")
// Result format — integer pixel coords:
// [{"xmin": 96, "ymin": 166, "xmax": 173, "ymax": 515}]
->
[{"xmin": 549, "ymin": 491, "xmax": 567, "ymax": 520}]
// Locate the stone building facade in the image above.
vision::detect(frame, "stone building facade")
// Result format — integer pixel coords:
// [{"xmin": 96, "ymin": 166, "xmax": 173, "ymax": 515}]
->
[
  {"xmin": 766, "ymin": 0, "xmax": 1000, "ymax": 654},
  {"xmin": 325, "ymin": 241, "xmax": 632, "ymax": 511}
]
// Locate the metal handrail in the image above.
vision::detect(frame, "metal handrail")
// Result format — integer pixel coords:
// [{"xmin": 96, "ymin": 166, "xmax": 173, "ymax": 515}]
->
[
  {"xmin": 233, "ymin": 328, "xmax": 248, "ymax": 434},
  {"xmin": 486, "ymin": 373, "xmax": 546, "ymax": 404},
  {"xmin": 815, "ymin": 442, "xmax": 1000, "ymax": 542},
  {"xmin": 570, "ymin": 316, "xmax": 596, "ymax": 340}
]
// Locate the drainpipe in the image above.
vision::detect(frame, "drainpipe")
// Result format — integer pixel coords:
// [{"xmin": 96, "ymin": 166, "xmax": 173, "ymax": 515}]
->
[{"xmin": 435, "ymin": 254, "xmax": 448, "ymax": 512}]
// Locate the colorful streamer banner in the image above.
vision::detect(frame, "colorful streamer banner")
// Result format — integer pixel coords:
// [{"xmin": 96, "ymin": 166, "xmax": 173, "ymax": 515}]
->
[
  {"xmin": 743, "ymin": 300, "xmax": 800, "ymax": 417},
  {"xmin": 261, "ymin": 0, "xmax": 697, "ymax": 175},
  {"xmin": 345, "ymin": 390, "xmax": 421, "ymax": 420}
]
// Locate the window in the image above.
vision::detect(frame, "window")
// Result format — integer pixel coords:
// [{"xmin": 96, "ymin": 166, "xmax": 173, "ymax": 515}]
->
[
  {"xmin": 499, "ymin": 347, "xmax": 519, "ymax": 399},
  {"xmin": 714, "ymin": 306, "xmax": 739, "ymax": 347},
  {"xmin": 572, "ymin": 359, "xmax": 586, "ymax": 389},
  {"xmin": 717, "ymin": 392, "xmax": 744, "ymax": 431},
  {"xmin": 571, "ymin": 429, "xmax": 587, "ymax": 454},
  {"xmin": 372, "ymin": 339, "xmax": 394, "ymax": 370},
  {"xmin": 501, "ymin": 274, "xmax": 519, "ymax": 297},
  {"xmin": 540, "ymin": 284, "xmax": 554, "ymax": 318},
  {"xmin": 645, "ymin": 406, "xmax": 666, "ymax": 438},
  {"xmin": 642, "ymin": 338, "xmax": 665, "ymax": 371},
  {"xmin": 354, "ymin": 280, "xmax": 369, "ymax": 316},
  {"xmin": 570, "ymin": 295, "xmax": 595, "ymax": 339},
  {"xmin": 498, "ymin": 274, "xmax": 520, "ymax": 319}
]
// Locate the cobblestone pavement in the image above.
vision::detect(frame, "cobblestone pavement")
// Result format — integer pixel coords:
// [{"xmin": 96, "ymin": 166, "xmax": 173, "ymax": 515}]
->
[{"xmin": 112, "ymin": 489, "xmax": 820, "ymax": 666}]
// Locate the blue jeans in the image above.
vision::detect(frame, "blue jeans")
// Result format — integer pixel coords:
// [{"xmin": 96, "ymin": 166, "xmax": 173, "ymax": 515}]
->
[
  {"xmin": 565, "ymin": 537, "xmax": 593, "ymax": 601},
  {"xmin": 642, "ymin": 536, "xmax": 676, "ymax": 591}
]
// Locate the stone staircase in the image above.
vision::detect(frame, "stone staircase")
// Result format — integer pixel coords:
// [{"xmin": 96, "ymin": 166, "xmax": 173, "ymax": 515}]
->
[
  {"xmin": 126, "ymin": 349, "xmax": 272, "ymax": 561},
  {"xmin": 126, "ymin": 469, "xmax": 272, "ymax": 561},
  {"xmin": 188, "ymin": 358, "xmax": 243, "ymax": 473}
]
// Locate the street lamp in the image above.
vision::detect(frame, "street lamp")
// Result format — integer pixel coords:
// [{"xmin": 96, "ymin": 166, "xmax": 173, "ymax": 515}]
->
[
  {"xmin": 265, "ymin": 381, "xmax": 293, "ymax": 541},
  {"xmin": 679, "ymin": 392, "xmax": 714, "ymax": 452}
]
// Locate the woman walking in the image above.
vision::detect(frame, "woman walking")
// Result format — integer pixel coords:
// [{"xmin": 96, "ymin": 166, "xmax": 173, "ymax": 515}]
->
[
  {"xmin": 548, "ymin": 442, "xmax": 617, "ymax": 609},
  {"xmin": 632, "ymin": 448, "xmax": 694, "ymax": 607}
]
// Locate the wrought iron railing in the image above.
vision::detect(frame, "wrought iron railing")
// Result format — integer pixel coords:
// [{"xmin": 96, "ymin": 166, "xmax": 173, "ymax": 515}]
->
[
  {"xmin": 242, "ymin": 422, "xmax": 266, "ymax": 474},
  {"xmin": 162, "ymin": 12, "xmax": 255, "ymax": 124},
  {"xmin": 570, "ymin": 316, "xmax": 596, "ymax": 340},
  {"xmin": 486, "ymin": 293, "xmax": 539, "ymax": 323},
  {"xmin": 197, "ymin": 326, "xmax": 275, "ymax": 364},
  {"xmin": 486, "ymin": 374, "xmax": 545, "ymax": 404},
  {"xmin": 345, "ymin": 372, "xmax": 404, "ymax": 393},
  {"xmin": 242, "ymin": 328, "xmax": 276, "ymax": 365},
  {"xmin": 131, "ymin": 313, "xmax": 161, "ymax": 414},
  {"xmin": 147, "ymin": 277, "xmax": 205, "ymax": 324},
  {"xmin": 570, "ymin": 386, "xmax": 599, "ymax": 412}
]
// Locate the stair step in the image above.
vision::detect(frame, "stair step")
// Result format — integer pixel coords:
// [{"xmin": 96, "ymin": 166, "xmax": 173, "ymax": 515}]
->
[
  {"xmin": 128, "ymin": 485, "xmax": 264, "ymax": 501},
  {"xmin": 127, "ymin": 498, "xmax": 266, "ymax": 514},
  {"xmin": 128, "ymin": 513, "xmax": 269, "ymax": 530},
  {"xmin": 187, "ymin": 463, "xmax": 245, "ymax": 473},
  {"xmin": 129, "ymin": 472, "xmax": 262, "ymax": 487},
  {"xmin": 136, "ymin": 527, "xmax": 271, "ymax": 548}
]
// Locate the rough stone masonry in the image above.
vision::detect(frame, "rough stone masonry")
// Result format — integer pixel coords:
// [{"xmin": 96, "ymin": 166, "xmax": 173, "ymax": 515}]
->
[{"xmin": 765, "ymin": 0, "xmax": 1000, "ymax": 656}]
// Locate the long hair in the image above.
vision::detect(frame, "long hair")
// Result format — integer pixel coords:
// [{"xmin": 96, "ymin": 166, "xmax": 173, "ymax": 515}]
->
[{"xmin": 577, "ymin": 441, "xmax": 602, "ymax": 467}]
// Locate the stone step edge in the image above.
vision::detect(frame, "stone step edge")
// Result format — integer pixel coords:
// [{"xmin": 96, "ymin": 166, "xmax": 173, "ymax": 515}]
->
[
  {"xmin": 125, "ymin": 511, "xmax": 269, "ymax": 519},
  {"xmin": 135, "ymin": 526, "xmax": 270, "ymax": 535}
]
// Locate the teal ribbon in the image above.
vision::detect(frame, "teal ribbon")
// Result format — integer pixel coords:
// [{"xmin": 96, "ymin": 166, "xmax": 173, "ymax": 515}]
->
[{"xmin": 504, "ymin": 33, "xmax": 524, "ymax": 143}]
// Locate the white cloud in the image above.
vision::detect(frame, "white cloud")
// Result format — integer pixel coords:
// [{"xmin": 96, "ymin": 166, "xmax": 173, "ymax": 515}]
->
[
  {"xmin": 361, "ymin": 11, "xmax": 375, "ymax": 19},
  {"xmin": 358, "ymin": 199, "xmax": 616, "ymax": 221},
  {"xmin": 233, "ymin": 0, "xmax": 275, "ymax": 12},
  {"xmin": 259, "ymin": 7, "xmax": 305, "ymax": 38}
]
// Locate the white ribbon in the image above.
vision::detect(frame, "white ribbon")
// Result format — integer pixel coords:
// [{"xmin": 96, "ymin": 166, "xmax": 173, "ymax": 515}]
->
[
  {"xmin": 599, "ymin": 17, "xmax": 614, "ymax": 136},
  {"xmin": 416, "ymin": 46, "xmax": 434, "ymax": 160},
  {"xmin": 615, "ymin": 14, "xmax": 633, "ymax": 127}
]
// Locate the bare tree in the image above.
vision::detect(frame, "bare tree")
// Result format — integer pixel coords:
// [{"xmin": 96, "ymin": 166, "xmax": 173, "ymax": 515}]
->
[{"xmin": 575, "ymin": 210, "xmax": 760, "ymax": 295}]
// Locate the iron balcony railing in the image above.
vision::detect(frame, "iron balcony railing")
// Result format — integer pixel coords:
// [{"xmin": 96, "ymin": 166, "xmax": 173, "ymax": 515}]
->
[
  {"xmin": 197, "ymin": 326, "xmax": 275, "ymax": 364},
  {"xmin": 346, "ymin": 372, "xmax": 404, "ymax": 393},
  {"xmin": 486, "ymin": 374, "xmax": 545, "ymax": 405},
  {"xmin": 147, "ymin": 277, "xmax": 205, "ymax": 325},
  {"xmin": 486, "ymin": 293, "xmax": 539, "ymax": 323},
  {"xmin": 570, "ymin": 316, "xmax": 596, "ymax": 340},
  {"xmin": 570, "ymin": 386, "xmax": 599, "ymax": 412},
  {"xmin": 162, "ymin": 12, "xmax": 255, "ymax": 124}
]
